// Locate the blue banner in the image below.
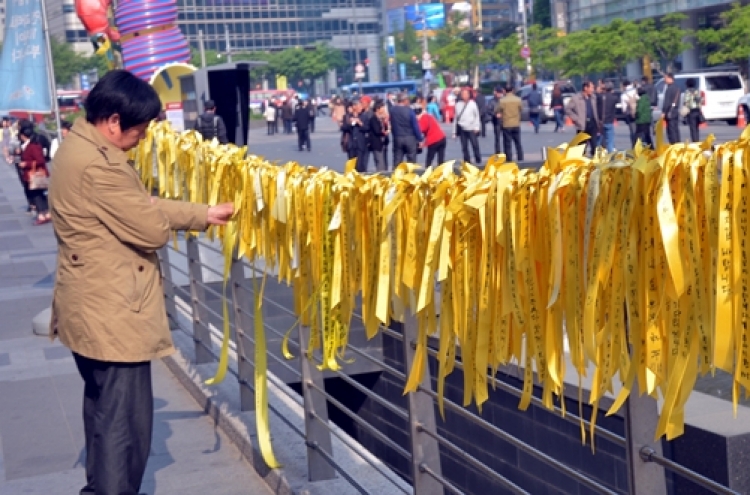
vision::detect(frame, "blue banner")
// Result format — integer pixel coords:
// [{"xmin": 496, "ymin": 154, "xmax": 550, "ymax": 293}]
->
[{"xmin": 0, "ymin": 0, "xmax": 52, "ymax": 114}]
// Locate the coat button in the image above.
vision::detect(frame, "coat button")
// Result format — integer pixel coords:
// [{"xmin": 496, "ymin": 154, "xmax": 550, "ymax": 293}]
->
[
  {"xmin": 138, "ymin": 265, "xmax": 144, "ymax": 272},
  {"xmin": 71, "ymin": 254, "xmax": 78, "ymax": 261}
]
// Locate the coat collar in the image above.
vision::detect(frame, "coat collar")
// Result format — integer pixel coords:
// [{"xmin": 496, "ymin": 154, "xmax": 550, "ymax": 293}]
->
[{"xmin": 69, "ymin": 117, "xmax": 129, "ymax": 165}]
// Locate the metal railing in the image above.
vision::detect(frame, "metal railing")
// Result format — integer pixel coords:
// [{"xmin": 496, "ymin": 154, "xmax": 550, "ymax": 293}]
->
[{"xmin": 158, "ymin": 234, "xmax": 740, "ymax": 495}]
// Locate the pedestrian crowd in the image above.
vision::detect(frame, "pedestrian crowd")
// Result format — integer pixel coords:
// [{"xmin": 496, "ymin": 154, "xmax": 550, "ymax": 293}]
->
[{"xmin": 2, "ymin": 116, "xmax": 72, "ymax": 225}]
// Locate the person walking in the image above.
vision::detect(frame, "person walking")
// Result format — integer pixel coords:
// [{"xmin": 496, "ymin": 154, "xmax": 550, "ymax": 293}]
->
[
  {"xmin": 369, "ymin": 101, "xmax": 390, "ymax": 171},
  {"xmin": 49, "ymin": 70, "xmax": 234, "ymax": 495},
  {"xmin": 294, "ymin": 99, "xmax": 312, "ymax": 151},
  {"xmin": 489, "ymin": 86, "xmax": 505, "ymax": 154},
  {"xmin": 453, "ymin": 88, "xmax": 481, "ymax": 165},
  {"xmin": 282, "ymin": 99, "xmax": 294, "ymax": 134},
  {"xmin": 684, "ymin": 78, "xmax": 704, "ymax": 143},
  {"xmin": 526, "ymin": 83, "xmax": 542, "ymax": 134},
  {"xmin": 341, "ymin": 98, "xmax": 371, "ymax": 172},
  {"xmin": 1, "ymin": 117, "xmax": 12, "ymax": 165},
  {"xmin": 566, "ymin": 81, "xmax": 600, "ymax": 157},
  {"xmin": 390, "ymin": 93, "xmax": 423, "ymax": 165},
  {"xmin": 662, "ymin": 73, "xmax": 681, "ymax": 144},
  {"xmin": 598, "ymin": 82, "xmax": 619, "ymax": 153},
  {"xmin": 551, "ymin": 84, "xmax": 565, "ymax": 132},
  {"xmin": 498, "ymin": 85, "xmax": 524, "ymax": 162},
  {"xmin": 309, "ymin": 99, "xmax": 317, "ymax": 133},
  {"xmin": 263, "ymin": 102, "xmax": 276, "ymax": 135},
  {"xmin": 9, "ymin": 125, "xmax": 34, "ymax": 213},
  {"xmin": 194, "ymin": 100, "xmax": 228, "ymax": 144},
  {"xmin": 427, "ymin": 96, "xmax": 441, "ymax": 121},
  {"xmin": 634, "ymin": 86, "xmax": 653, "ymax": 147},
  {"xmin": 474, "ymin": 87, "xmax": 488, "ymax": 137},
  {"xmin": 620, "ymin": 80, "xmax": 639, "ymax": 147},
  {"xmin": 17, "ymin": 125, "xmax": 50, "ymax": 225},
  {"xmin": 415, "ymin": 97, "xmax": 446, "ymax": 167}
]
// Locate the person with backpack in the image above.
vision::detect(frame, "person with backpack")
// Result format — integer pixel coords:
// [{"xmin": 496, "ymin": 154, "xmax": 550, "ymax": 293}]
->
[
  {"xmin": 620, "ymin": 80, "xmax": 638, "ymax": 147},
  {"xmin": 194, "ymin": 100, "xmax": 228, "ymax": 144},
  {"xmin": 684, "ymin": 78, "xmax": 704, "ymax": 143}
]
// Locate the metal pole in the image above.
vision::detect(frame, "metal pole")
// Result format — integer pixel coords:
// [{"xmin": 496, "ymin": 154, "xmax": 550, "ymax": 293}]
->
[
  {"xmin": 473, "ymin": 0, "xmax": 483, "ymax": 89},
  {"xmin": 520, "ymin": 0, "xmax": 531, "ymax": 79},
  {"xmin": 186, "ymin": 237, "xmax": 213, "ymax": 364},
  {"xmin": 40, "ymin": 0, "xmax": 62, "ymax": 143},
  {"xmin": 400, "ymin": 315, "xmax": 444, "ymax": 494},
  {"xmin": 198, "ymin": 29, "xmax": 207, "ymax": 68},
  {"xmin": 230, "ymin": 257, "xmax": 255, "ymax": 412},
  {"xmin": 224, "ymin": 25, "xmax": 233, "ymax": 63},
  {"xmin": 624, "ymin": 379, "xmax": 667, "ymax": 495},
  {"xmin": 352, "ymin": 0, "xmax": 362, "ymax": 92}
]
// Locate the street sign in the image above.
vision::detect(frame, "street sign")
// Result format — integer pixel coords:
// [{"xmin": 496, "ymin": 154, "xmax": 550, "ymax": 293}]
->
[
  {"xmin": 520, "ymin": 45, "xmax": 531, "ymax": 59},
  {"xmin": 355, "ymin": 63, "xmax": 365, "ymax": 80}
]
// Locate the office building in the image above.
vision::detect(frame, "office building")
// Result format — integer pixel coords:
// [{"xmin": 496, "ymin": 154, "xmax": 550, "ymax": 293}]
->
[
  {"xmin": 556, "ymin": 0, "xmax": 745, "ymax": 72},
  {"xmin": 175, "ymin": 0, "xmax": 383, "ymax": 83}
]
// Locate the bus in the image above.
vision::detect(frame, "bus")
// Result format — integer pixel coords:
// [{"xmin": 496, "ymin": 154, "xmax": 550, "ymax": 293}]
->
[
  {"xmin": 249, "ymin": 89, "xmax": 296, "ymax": 113},
  {"xmin": 340, "ymin": 81, "xmax": 419, "ymax": 99},
  {"xmin": 57, "ymin": 90, "xmax": 87, "ymax": 113}
]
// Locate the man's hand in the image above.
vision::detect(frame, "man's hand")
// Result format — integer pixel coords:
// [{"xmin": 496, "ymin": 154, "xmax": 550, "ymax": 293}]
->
[{"xmin": 207, "ymin": 202, "xmax": 234, "ymax": 225}]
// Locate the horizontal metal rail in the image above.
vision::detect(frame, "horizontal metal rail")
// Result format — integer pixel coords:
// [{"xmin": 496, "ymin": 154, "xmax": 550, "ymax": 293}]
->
[
  {"xmin": 189, "ymin": 258, "xmax": 227, "ymax": 280},
  {"xmin": 640, "ymin": 448, "xmax": 739, "ymax": 495},
  {"xmin": 305, "ymin": 438, "xmax": 372, "ymax": 495},
  {"xmin": 308, "ymin": 411, "xmax": 411, "ymax": 494},
  {"xmin": 420, "ymin": 463, "xmax": 465, "ymax": 495},
  {"xmin": 306, "ymin": 381, "xmax": 412, "ymax": 462},
  {"xmin": 418, "ymin": 425, "xmax": 531, "ymax": 495},
  {"xmin": 194, "ymin": 239, "xmax": 224, "ymax": 256},
  {"xmin": 421, "ymin": 342, "xmax": 626, "ymax": 447}
]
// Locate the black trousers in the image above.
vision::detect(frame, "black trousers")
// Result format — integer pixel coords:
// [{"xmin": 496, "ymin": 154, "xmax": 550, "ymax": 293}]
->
[
  {"xmin": 687, "ymin": 109, "xmax": 701, "ymax": 143},
  {"xmin": 666, "ymin": 117, "xmax": 681, "ymax": 144},
  {"xmin": 28, "ymin": 188, "xmax": 48, "ymax": 214},
  {"xmin": 74, "ymin": 353, "xmax": 153, "ymax": 495},
  {"xmin": 425, "ymin": 138, "xmax": 446, "ymax": 167},
  {"xmin": 393, "ymin": 135, "xmax": 418, "ymax": 166},
  {"xmin": 492, "ymin": 123, "xmax": 503, "ymax": 154},
  {"xmin": 502, "ymin": 127, "xmax": 523, "ymax": 162},
  {"xmin": 310, "ymin": 118, "xmax": 316, "ymax": 133},
  {"xmin": 372, "ymin": 148, "xmax": 387, "ymax": 171},
  {"xmin": 353, "ymin": 145, "xmax": 369, "ymax": 172},
  {"xmin": 297, "ymin": 129, "xmax": 311, "ymax": 150},
  {"xmin": 15, "ymin": 164, "xmax": 32, "ymax": 207},
  {"xmin": 579, "ymin": 123, "xmax": 598, "ymax": 157},
  {"xmin": 635, "ymin": 123, "xmax": 652, "ymax": 148},
  {"xmin": 459, "ymin": 128, "xmax": 481, "ymax": 164},
  {"xmin": 266, "ymin": 121, "xmax": 275, "ymax": 135}
]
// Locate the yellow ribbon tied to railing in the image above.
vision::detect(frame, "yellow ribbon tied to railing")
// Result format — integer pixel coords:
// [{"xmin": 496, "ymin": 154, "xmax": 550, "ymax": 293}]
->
[{"xmin": 136, "ymin": 119, "xmax": 750, "ymax": 467}]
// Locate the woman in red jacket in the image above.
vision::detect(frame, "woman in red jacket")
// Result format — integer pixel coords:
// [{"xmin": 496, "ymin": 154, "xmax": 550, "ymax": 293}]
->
[
  {"xmin": 415, "ymin": 97, "xmax": 446, "ymax": 167},
  {"xmin": 18, "ymin": 126, "xmax": 50, "ymax": 225}
]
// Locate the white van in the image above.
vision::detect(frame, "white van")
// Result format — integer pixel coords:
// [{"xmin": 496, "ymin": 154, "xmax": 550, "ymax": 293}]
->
[{"xmin": 654, "ymin": 70, "xmax": 746, "ymax": 124}]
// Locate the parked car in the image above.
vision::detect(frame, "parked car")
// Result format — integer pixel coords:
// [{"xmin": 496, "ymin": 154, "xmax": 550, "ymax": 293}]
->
[
  {"xmin": 516, "ymin": 81, "xmax": 576, "ymax": 123},
  {"xmin": 652, "ymin": 69, "xmax": 746, "ymax": 124}
]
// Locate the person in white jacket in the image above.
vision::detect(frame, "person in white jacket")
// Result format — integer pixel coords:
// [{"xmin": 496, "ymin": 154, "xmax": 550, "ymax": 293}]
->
[
  {"xmin": 263, "ymin": 102, "xmax": 276, "ymax": 135},
  {"xmin": 452, "ymin": 88, "xmax": 481, "ymax": 165}
]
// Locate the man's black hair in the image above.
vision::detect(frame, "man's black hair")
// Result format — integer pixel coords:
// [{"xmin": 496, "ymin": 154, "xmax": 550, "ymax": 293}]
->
[
  {"xmin": 61, "ymin": 121, "xmax": 73, "ymax": 131},
  {"xmin": 85, "ymin": 70, "xmax": 161, "ymax": 131}
]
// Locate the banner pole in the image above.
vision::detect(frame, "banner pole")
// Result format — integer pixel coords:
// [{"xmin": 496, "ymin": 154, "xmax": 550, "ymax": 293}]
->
[{"xmin": 39, "ymin": 0, "xmax": 62, "ymax": 142}]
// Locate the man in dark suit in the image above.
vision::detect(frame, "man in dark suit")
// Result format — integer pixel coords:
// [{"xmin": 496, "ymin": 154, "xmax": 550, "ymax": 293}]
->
[
  {"xmin": 293, "ymin": 99, "xmax": 312, "ymax": 151},
  {"xmin": 662, "ymin": 73, "xmax": 681, "ymax": 144}
]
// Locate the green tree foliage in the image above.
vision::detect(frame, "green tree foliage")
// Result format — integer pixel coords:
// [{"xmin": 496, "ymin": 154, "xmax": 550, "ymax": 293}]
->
[
  {"xmin": 697, "ymin": 2, "xmax": 750, "ymax": 76},
  {"xmin": 269, "ymin": 44, "xmax": 347, "ymax": 90},
  {"xmin": 532, "ymin": 0, "xmax": 552, "ymax": 28},
  {"xmin": 647, "ymin": 13, "xmax": 692, "ymax": 73},
  {"xmin": 49, "ymin": 38, "xmax": 108, "ymax": 86},
  {"xmin": 190, "ymin": 48, "xmax": 225, "ymax": 68}
]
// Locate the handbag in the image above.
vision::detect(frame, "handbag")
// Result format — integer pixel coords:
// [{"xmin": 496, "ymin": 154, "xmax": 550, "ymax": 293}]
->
[{"xmin": 28, "ymin": 161, "xmax": 49, "ymax": 190}]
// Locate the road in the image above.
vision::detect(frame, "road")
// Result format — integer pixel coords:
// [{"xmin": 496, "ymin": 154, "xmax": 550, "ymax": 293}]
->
[{"xmin": 247, "ymin": 115, "xmax": 745, "ymax": 172}]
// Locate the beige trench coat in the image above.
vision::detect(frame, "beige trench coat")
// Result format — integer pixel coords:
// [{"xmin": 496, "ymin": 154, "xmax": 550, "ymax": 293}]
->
[{"xmin": 49, "ymin": 118, "xmax": 209, "ymax": 362}]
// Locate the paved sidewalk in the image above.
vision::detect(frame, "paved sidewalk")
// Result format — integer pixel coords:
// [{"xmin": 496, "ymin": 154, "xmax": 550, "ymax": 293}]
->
[{"xmin": 0, "ymin": 161, "xmax": 271, "ymax": 495}]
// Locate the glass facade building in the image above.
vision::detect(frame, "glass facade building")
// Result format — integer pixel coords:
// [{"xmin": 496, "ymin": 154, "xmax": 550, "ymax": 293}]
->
[{"xmin": 564, "ymin": 0, "xmax": 737, "ymax": 31}]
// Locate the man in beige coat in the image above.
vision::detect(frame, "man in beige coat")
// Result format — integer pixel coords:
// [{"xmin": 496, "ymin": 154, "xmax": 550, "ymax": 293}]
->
[
  {"xmin": 565, "ymin": 81, "xmax": 600, "ymax": 157},
  {"xmin": 49, "ymin": 70, "xmax": 233, "ymax": 495}
]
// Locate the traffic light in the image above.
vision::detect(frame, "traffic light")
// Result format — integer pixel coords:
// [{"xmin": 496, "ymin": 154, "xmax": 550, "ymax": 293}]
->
[{"xmin": 516, "ymin": 26, "xmax": 524, "ymax": 45}]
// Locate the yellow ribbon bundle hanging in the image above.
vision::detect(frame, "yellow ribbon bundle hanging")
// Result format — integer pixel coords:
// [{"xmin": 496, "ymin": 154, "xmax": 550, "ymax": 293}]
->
[{"xmin": 136, "ymin": 119, "xmax": 750, "ymax": 467}]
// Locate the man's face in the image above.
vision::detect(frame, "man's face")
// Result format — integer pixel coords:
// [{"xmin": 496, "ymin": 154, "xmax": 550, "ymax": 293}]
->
[
  {"xmin": 583, "ymin": 84, "xmax": 593, "ymax": 96},
  {"xmin": 103, "ymin": 114, "xmax": 150, "ymax": 151},
  {"xmin": 461, "ymin": 90, "xmax": 470, "ymax": 101},
  {"xmin": 61, "ymin": 128, "xmax": 69, "ymax": 138},
  {"xmin": 666, "ymin": 76, "xmax": 674, "ymax": 85}
]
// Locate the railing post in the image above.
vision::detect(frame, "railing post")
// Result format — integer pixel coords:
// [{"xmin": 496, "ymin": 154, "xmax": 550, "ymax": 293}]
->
[
  {"xmin": 625, "ymin": 380, "xmax": 667, "ymax": 495},
  {"xmin": 298, "ymin": 323, "xmax": 336, "ymax": 481},
  {"xmin": 401, "ymin": 313, "xmax": 444, "ymax": 495},
  {"xmin": 158, "ymin": 245, "xmax": 178, "ymax": 327},
  {"xmin": 230, "ymin": 256, "xmax": 255, "ymax": 411},
  {"xmin": 186, "ymin": 236, "xmax": 213, "ymax": 364}
]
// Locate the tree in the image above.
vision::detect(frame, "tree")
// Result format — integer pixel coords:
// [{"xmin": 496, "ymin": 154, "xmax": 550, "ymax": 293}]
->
[
  {"xmin": 434, "ymin": 37, "xmax": 475, "ymax": 74},
  {"xmin": 50, "ymin": 37, "xmax": 89, "ymax": 86},
  {"xmin": 697, "ymin": 2, "xmax": 750, "ymax": 76},
  {"xmin": 533, "ymin": 0, "xmax": 552, "ymax": 28},
  {"xmin": 639, "ymin": 13, "xmax": 692, "ymax": 74},
  {"xmin": 270, "ymin": 44, "xmax": 347, "ymax": 91},
  {"xmin": 190, "ymin": 48, "xmax": 224, "ymax": 68}
]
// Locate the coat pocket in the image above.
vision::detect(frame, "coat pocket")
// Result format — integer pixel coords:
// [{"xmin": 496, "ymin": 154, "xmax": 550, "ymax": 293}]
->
[{"xmin": 129, "ymin": 261, "xmax": 147, "ymax": 313}]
